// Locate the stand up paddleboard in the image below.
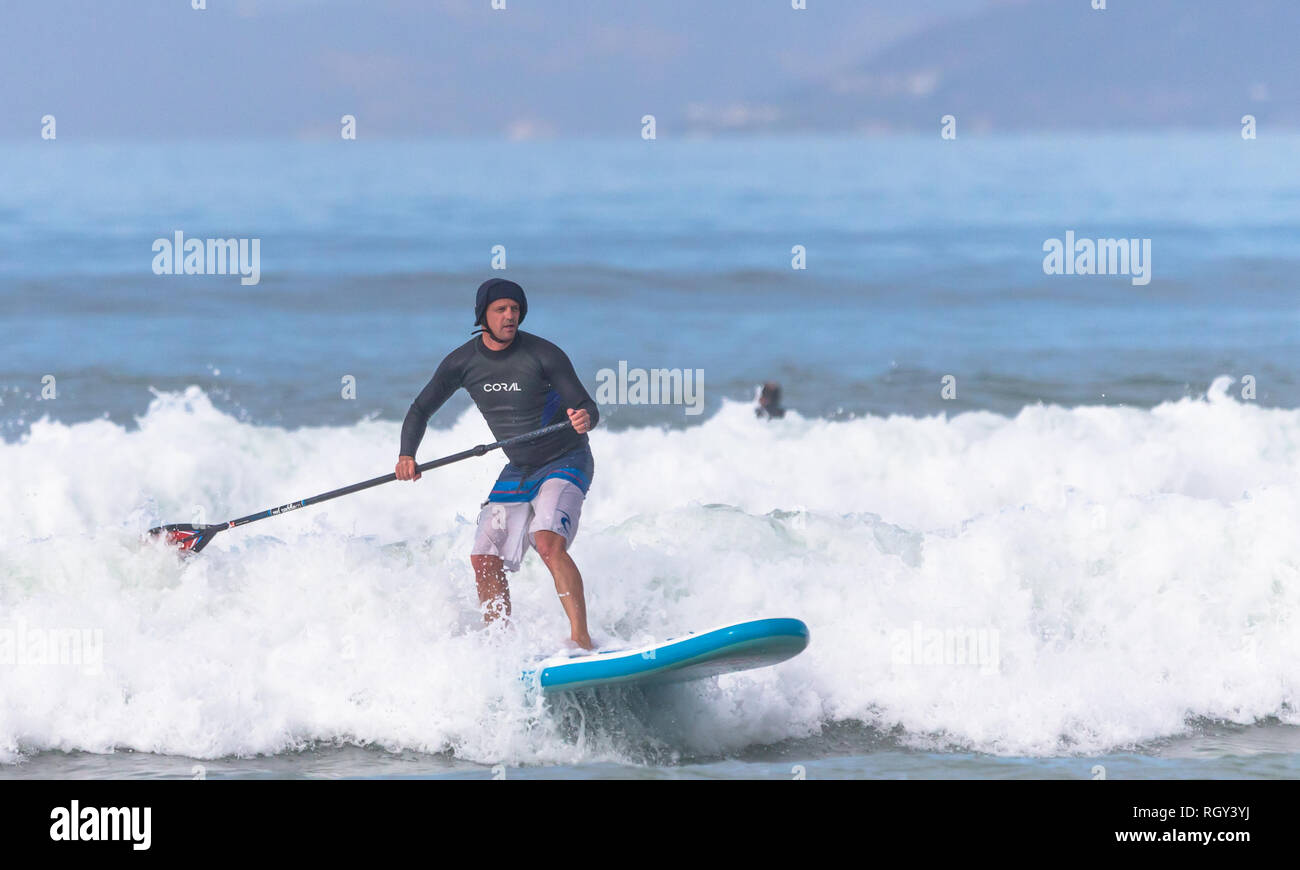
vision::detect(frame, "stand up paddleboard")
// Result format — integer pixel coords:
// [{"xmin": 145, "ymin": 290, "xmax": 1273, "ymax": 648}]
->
[{"xmin": 522, "ymin": 617, "xmax": 809, "ymax": 693}]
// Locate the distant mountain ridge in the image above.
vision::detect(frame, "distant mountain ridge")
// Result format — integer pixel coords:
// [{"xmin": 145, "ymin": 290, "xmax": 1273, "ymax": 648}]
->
[{"xmin": 705, "ymin": 0, "xmax": 1300, "ymax": 133}]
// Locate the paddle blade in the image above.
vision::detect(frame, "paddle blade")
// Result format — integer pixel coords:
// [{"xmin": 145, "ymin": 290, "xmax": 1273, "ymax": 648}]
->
[{"xmin": 147, "ymin": 523, "xmax": 222, "ymax": 554}]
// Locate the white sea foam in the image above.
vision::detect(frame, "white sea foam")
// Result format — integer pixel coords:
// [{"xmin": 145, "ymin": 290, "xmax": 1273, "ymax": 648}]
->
[{"xmin": 1, "ymin": 377, "xmax": 1298, "ymax": 764}]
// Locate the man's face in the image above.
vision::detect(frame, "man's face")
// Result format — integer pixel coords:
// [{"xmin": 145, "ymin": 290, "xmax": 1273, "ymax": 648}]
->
[{"xmin": 486, "ymin": 299, "xmax": 519, "ymax": 341}]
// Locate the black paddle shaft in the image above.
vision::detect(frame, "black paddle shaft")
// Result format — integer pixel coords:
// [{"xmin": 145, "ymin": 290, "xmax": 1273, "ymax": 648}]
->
[{"xmin": 149, "ymin": 419, "xmax": 575, "ymax": 552}]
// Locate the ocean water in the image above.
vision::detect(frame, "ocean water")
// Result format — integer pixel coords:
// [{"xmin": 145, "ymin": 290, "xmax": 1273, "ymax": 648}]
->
[
  {"xmin": 2, "ymin": 136, "xmax": 1299, "ymax": 777},
  {"xmin": 5, "ymin": 135, "xmax": 1300, "ymax": 435}
]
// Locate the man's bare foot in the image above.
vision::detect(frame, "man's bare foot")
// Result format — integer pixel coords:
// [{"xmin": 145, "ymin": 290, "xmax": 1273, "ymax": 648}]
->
[{"xmin": 568, "ymin": 634, "xmax": 595, "ymax": 651}]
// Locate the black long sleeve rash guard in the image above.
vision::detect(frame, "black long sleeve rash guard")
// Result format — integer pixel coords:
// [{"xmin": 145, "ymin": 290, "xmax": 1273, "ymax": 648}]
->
[{"xmin": 399, "ymin": 331, "xmax": 599, "ymax": 468}]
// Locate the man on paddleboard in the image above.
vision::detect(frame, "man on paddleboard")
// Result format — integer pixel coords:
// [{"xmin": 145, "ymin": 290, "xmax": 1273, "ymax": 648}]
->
[{"xmin": 396, "ymin": 278, "xmax": 599, "ymax": 649}]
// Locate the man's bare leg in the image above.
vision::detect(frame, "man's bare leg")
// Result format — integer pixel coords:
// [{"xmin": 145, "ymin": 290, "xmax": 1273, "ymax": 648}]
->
[
  {"xmin": 532, "ymin": 530, "xmax": 593, "ymax": 649},
  {"xmin": 470, "ymin": 554, "xmax": 510, "ymax": 623}
]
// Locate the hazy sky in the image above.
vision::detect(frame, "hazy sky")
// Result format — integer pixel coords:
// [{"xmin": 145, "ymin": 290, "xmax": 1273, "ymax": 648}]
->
[
  {"xmin": 3, "ymin": 0, "xmax": 1292, "ymax": 138},
  {"xmin": 1, "ymin": 0, "xmax": 995, "ymax": 139}
]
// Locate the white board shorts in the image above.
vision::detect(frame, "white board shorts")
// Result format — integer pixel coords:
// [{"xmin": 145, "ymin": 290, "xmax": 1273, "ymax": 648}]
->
[{"xmin": 471, "ymin": 478, "xmax": 586, "ymax": 572}]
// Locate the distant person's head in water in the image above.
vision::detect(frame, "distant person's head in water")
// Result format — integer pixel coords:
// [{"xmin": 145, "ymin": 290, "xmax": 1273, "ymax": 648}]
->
[
  {"xmin": 755, "ymin": 381, "xmax": 785, "ymax": 419},
  {"xmin": 473, "ymin": 278, "xmax": 527, "ymax": 346}
]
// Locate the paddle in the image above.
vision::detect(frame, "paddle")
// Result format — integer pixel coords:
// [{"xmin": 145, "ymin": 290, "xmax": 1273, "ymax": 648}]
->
[{"xmin": 147, "ymin": 419, "xmax": 574, "ymax": 554}]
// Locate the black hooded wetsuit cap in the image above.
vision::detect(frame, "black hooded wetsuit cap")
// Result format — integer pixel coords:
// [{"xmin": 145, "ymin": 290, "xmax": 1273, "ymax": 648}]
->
[{"xmin": 474, "ymin": 278, "xmax": 527, "ymax": 327}]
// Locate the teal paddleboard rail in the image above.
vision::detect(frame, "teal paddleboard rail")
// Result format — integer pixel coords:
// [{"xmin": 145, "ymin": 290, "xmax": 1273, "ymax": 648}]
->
[{"xmin": 524, "ymin": 617, "xmax": 810, "ymax": 693}]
